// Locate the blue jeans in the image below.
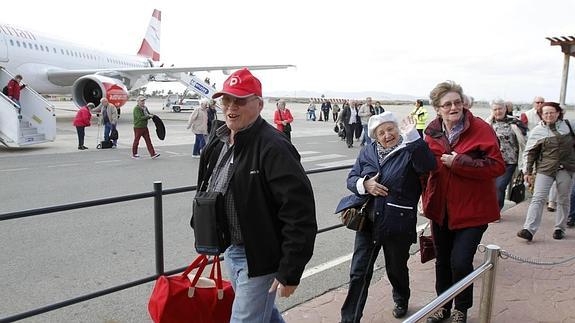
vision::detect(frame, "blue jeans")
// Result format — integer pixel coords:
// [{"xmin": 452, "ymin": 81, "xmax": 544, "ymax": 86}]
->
[
  {"xmin": 360, "ymin": 124, "xmax": 371, "ymax": 145},
  {"xmin": 103, "ymin": 122, "xmax": 118, "ymax": 145},
  {"xmin": 192, "ymin": 134, "xmax": 206, "ymax": 156},
  {"xmin": 224, "ymin": 245, "xmax": 284, "ymax": 323},
  {"xmin": 495, "ymin": 164, "xmax": 516, "ymax": 210},
  {"xmin": 340, "ymin": 229, "xmax": 411, "ymax": 323}
]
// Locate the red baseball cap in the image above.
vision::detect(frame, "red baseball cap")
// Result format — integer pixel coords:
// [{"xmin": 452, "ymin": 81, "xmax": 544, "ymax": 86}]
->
[{"xmin": 212, "ymin": 68, "xmax": 262, "ymax": 99}]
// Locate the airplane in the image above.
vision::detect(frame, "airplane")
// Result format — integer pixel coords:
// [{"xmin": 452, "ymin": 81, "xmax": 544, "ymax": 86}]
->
[{"xmin": 0, "ymin": 9, "xmax": 292, "ymax": 109}]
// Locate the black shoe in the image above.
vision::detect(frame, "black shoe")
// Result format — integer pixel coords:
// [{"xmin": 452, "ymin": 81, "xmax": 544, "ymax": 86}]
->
[
  {"xmin": 392, "ymin": 303, "xmax": 408, "ymax": 318},
  {"xmin": 82, "ymin": 146, "xmax": 89, "ymax": 150},
  {"xmin": 451, "ymin": 309, "xmax": 467, "ymax": 323},
  {"xmin": 567, "ymin": 218, "xmax": 575, "ymax": 228},
  {"xmin": 78, "ymin": 146, "xmax": 84, "ymax": 150},
  {"xmin": 426, "ymin": 308, "xmax": 450, "ymax": 322},
  {"xmin": 517, "ymin": 229, "xmax": 533, "ymax": 241},
  {"xmin": 553, "ymin": 229, "xmax": 565, "ymax": 240}
]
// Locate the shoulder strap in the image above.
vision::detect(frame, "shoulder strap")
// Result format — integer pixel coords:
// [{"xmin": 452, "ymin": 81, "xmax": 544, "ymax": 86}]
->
[
  {"xmin": 565, "ymin": 119, "xmax": 575, "ymax": 137},
  {"xmin": 199, "ymin": 141, "xmax": 231, "ymax": 191},
  {"xmin": 277, "ymin": 109, "xmax": 284, "ymax": 121}
]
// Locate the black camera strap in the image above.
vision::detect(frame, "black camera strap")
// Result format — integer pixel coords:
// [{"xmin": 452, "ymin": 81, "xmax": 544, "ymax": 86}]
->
[{"xmin": 199, "ymin": 142, "xmax": 234, "ymax": 192}]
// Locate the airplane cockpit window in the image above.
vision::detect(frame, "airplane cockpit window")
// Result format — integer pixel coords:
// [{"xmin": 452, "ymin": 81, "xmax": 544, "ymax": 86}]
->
[
  {"xmin": 16, "ymin": 41, "xmax": 20, "ymax": 47},
  {"xmin": 22, "ymin": 42, "xmax": 27, "ymax": 48},
  {"xmin": 28, "ymin": 43, "xmax": 32, "ymax": 49},
  {"xmin": 9, "ymin": 39, "xmax": 14, "ymax": 46},
  {"xmin": 34, "ymin": 44, "xmax": 39, "ymax": 50}
]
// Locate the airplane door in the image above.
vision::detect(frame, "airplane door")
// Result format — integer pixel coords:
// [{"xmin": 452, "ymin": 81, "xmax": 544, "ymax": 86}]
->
[{"xmin": 0, "ymin": 33, "xmax": 8, "ymax": 62}]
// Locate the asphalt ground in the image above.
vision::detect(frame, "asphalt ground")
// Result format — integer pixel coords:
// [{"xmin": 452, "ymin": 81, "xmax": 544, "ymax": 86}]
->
[{"xmin": 0, "ymin": 100, "xmax": 499, "ymax": 322}]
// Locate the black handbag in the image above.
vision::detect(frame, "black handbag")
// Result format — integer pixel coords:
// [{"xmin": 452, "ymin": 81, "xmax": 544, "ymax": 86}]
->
[
  {"xmin": 339, "ymin": 199, "xmax": 370, "ymax": 231},
  {"xmin": 190, "ymin": 145, "xmax": 232, "ymax": 255},
  {"xmin": 110, "ymin": 128, "xmax": 119, "ymax": 140},
  {"xmin": 510, "ymin": 171, "xmax": 526, "ymax": 204},
  {"xmin": 419, "ymin": 224, "xmax": 435, "ymax": 263}
]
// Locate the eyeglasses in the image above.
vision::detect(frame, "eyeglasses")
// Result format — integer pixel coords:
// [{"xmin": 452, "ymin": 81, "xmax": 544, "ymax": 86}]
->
[
  {"xmin": 439, "ymin": 99, "xmax": 463, "ymax": 109},
  {"xmin": 220, "ymin": 95, "xmax": 259, "ymax": 107}
]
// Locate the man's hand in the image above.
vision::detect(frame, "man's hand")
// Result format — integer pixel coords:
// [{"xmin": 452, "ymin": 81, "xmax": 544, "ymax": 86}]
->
[
  {"xmin": 440, "ymin": 152, "xmax": 458, "ymax": 168},
  {"xmin": 269, "ymin": 279, "xmax": 297, "ymax": 298},
  {"xmin": 363, "ymin": 173, "xmax": 389, "ymax": 197}
]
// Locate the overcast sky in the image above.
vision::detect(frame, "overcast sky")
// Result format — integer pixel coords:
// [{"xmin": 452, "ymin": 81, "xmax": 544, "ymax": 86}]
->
[{"xmin": 3, "ymin": 0, "xmax": 575, "ymax": 103}]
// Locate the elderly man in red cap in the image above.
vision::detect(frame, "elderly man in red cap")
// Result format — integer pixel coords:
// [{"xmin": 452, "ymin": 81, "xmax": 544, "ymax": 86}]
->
[{"xmin": 193, "ymin": 68, "xmax": 317, "ymax": 322}]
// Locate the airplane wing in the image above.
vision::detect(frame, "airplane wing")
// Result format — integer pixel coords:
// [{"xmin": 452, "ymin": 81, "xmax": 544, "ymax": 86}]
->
[{"xmin": 46, "ymin": 64, "xmax": 294, "ymax": 86}]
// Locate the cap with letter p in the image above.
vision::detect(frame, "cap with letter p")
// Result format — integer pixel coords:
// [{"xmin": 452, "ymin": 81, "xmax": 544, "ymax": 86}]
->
[{"xmin": 212, "ymin": 68, "xmax": 262, "ymax": 99}]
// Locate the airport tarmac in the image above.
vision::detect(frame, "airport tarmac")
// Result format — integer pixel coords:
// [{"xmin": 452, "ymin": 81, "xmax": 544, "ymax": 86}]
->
[{"xmin": 0, "ymin": 99, "xmax": 505, "ymax": 322}]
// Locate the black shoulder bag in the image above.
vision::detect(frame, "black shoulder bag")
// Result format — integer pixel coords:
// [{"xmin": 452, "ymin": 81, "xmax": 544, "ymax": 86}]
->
[
  {"xmin": 190, "ymin": 144, "xmax": 233, "ymax": 255},
  {"xmin": 278, "ymin": 109, "xmax": 291, "ymax": 134}
]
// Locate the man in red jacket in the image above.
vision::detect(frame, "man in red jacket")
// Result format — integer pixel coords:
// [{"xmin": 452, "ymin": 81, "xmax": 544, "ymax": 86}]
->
[{"xmin": 6, "ymin": 74, "xmax": 26, "ymax": 109}]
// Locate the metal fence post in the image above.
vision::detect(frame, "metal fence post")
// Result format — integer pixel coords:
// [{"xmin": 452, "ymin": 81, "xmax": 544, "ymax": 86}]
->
[
  {"xmin": 153, "ymin": 181, "xmax": 164, "ymax": 275},
  {"xmin": 479, "ymin": 244, "xmax": 500, "ymax": 323}
]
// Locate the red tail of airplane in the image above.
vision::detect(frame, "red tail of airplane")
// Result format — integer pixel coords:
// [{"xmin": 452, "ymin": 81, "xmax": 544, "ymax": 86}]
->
[{"xmin": 137, "ymin": 9, "xmax": 161, "ymax": 61}]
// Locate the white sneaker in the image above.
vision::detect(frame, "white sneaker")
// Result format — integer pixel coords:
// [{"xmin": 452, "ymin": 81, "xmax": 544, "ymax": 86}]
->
[
  {"xmin": 192, "ymin": 155, "xmax": 200, "ymax": 159},
  {"xmin": 131, "ymin": 154, "xmax": 140, "ymax": 159},
  {"xmin": 151, "ymin": 153, "xmax": 160, "ymax": 159}
]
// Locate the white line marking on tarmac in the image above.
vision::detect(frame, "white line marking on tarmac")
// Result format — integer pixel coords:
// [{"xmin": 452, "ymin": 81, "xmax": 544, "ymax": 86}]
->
[
  {"xmin": 315, "ymin": 159, "xmax": 357, "ymax": 168},
  {"xmin": 163, "ymin": 151, "xmax": 181, "ymax": 155},
  {"xmin": 95, "ymin": 160, "xmax": 122, "ymax": 164},
  {"xmin": 301, "ymin": 223, "xmax": 429, "ymax": 280},
  {"xmin": 300, "ymin": 154, "xmax": 345, "ymax": 163},
  {"xmin": 0, "ymin": 168, "xmax": 29, "ymax": 172},
  {"xmin": 47, "ymin": 163, "xmax": 79, "ymax": 168},
  {"xmin": 298, "ymin": 151, "xmax": 320, "ymax": 155}
]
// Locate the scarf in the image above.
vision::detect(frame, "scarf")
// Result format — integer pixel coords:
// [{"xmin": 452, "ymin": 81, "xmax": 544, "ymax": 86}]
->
[{"xmin": 376, "ymin": 136, "xmax": 404, "ymax": 166}]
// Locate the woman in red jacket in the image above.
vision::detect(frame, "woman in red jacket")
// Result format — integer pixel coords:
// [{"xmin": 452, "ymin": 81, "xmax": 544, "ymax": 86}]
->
[
  {"xmin": 422, "ymin": 81, "xmax": 505, "ymax": 323},
  {"xmin": 72, "ymin": 103, "xmax": 94, "ymax": 150},
  {"xmin": 273, "ymin": 99, "xmax": 294, "ymax": 141}
]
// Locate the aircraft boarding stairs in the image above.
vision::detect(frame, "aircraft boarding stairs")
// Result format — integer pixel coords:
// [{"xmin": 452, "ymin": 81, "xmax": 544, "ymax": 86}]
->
[
  {"xmin": 0, "ymin": 66, "xmax": 56, "ymax": 147},
  {"xmin": 168, "ymin": 72, "xmax": 217, "ymax": 101}
]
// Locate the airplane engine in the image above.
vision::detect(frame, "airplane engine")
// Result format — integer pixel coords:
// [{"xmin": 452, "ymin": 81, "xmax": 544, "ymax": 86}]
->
[{"xmin": 72, "ymin": 75, "xmax": 129, "ymax": 108}]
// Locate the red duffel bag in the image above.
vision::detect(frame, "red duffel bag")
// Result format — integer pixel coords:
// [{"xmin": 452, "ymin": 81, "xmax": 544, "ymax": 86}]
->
[{"xmin": 148, "ymin": 255, "xmax": 234, "ymax": 323}]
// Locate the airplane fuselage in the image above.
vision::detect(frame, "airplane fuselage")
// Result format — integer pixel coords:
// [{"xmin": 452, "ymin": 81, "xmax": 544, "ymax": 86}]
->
[{"xmin": 0, "ymin": 24, "xmax": 152, "ymax": 94}]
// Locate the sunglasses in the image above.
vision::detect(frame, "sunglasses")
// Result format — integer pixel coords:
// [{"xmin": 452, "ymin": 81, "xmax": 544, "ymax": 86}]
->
[{"xmin": 220, "ymin": 95, "xmax": 259, "ymax": 107}]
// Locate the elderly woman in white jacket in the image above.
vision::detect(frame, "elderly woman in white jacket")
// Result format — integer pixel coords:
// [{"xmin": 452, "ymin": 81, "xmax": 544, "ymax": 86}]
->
[{"xmin": 187, "ymin": 99, "xmax": 209, "ymax": 158}]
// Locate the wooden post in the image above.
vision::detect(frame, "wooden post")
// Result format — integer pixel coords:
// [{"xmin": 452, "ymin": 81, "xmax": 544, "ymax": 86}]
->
[{"xmin": 560, "ymin": 46, "xmax": 571, "ymax": 107}]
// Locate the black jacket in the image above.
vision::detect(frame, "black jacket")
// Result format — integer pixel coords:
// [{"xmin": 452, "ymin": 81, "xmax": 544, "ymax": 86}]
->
[{"xmin": 198, "ymin": 117, "xmax": 317, "ymax": 285}]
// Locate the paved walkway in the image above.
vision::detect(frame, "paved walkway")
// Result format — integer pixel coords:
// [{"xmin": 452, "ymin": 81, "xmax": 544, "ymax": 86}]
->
[{"xmin": 283, "ymin": 201, "xmax": 575, "ymax": 323}]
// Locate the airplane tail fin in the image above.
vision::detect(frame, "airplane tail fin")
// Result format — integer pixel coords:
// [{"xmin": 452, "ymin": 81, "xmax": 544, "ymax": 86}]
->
[{"xmin": 137, "ymin": 9, "xmax": 161, "ymax": 61}]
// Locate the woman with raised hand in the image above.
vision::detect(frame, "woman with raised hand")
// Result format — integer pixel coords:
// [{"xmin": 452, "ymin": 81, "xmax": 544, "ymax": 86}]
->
[{"xmin": 338, "ymin": 112, "xmax": 435, "ymax": 322}]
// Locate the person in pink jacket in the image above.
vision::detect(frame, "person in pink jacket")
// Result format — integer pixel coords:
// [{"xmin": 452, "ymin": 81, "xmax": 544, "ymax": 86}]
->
[
  {"xmin": 273, "ymin": 99, "xmax": 294, "ymax": 141},
  {"xmin": 72, "ymin": 103, "xmax": 94, "ymax": 150}
]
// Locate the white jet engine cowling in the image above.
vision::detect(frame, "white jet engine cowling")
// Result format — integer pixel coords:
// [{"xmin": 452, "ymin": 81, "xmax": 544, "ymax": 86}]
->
[{"xmin": 72, "ymin": 75, "xmax": 129, "ymax": 108}]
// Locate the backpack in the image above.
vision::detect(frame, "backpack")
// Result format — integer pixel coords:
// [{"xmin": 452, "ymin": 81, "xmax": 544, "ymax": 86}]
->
[{"xmin": 2, "ymin": 86, "xmax": 8, "ymax": 96}]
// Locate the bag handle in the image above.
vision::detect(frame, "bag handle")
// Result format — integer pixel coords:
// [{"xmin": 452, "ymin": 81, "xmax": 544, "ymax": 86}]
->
[
  {"xmin": 187, "ymin": 255, "xmax": 225, "ymax": 300},
  {"xmin": 209, "ymin": 256, "xmax": 225, "ymax": 300}
]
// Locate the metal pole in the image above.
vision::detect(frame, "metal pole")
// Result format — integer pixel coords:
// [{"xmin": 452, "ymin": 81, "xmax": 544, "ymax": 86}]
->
[
  {"xmin": 478, "ymin": 244, "xmax": 501, "ymax": 323},
  {"xmin": 153, "ymin": 181, "xmax": 164, "ymax": 275},
  {"xmin": 560, "ymin": 48, "xmax": 570, "ymax": 107}
]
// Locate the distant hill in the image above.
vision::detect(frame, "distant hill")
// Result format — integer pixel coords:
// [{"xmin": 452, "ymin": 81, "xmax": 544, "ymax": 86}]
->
[{"xmin": 266, "ymin": 90, "xmax": 422, "ymax": 101}]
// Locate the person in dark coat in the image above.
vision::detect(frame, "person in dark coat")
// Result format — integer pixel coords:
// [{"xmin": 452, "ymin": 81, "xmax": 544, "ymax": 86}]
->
[
  {"xmin": 197, "ymin": 68, "xmax": 317, "ymax": 322},
  {"xmin": 337, "ymin": 112, "xmax": 436, "ymax": 322}
]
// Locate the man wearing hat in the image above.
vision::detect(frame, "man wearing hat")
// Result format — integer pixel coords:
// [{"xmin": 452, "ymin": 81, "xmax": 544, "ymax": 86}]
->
[
  {"xmin": 132, "ymin": 95, "xmax": 159, "ymax": 159},
  {"xmin": 195, "ymin": 68, "xmax": 317, "ymax": 322}
]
